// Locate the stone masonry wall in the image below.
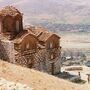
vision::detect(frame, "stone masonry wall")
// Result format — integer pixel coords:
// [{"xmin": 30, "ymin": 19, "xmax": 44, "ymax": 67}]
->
[
  {"xmin": 0, "ymin": 39, "xmax": 61, "ymax": 75},
  {"xmin": 0, "ymin": 40, "xmax": 9, "ymax": 61},
  {"xmin": 15, "ymin": 52, "xmax": 34, "ymax": 68},
  {"xmin": 45, "ymin": 48, "xmax": 61, "ymax": 74},
  {"xmin": 0, "ymin": 40, "xmax": 15, "ymax": 63},
  {"xmin": 33, "ymin": 48, "xmax": 61, "ymax": 74}
]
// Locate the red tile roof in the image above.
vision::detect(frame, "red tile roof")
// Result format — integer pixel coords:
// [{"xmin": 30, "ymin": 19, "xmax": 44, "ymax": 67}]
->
[
  {"xmin": 27, "ymin": 26, "xmax": 60, "ymax": 42},
  {"xmin": 14, "ymin": 30, "xmax": 37, "ymax": 44}
]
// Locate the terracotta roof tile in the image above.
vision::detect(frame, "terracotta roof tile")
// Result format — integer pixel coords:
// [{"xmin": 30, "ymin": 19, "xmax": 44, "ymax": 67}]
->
[
  {"xmin": 37, "ymin": 43, "xmax": 45, "ymax": 49},
  {"xmin": 25, "ymin": 26, "xmax": 44, "ymax": 37},
  {"xmin": 14, "ymin": 30, "xmax": 28, "ymax": 44},
  {"xmin": 27, "ymin": 26, "xmax": 60, "ymax": 42},
  {"xmin": 38, "ymin": 32, "xmax": 53, "ymax": 42},
  {"xmin": 14, "ymin": 29, "xmax": 38, "ymax": 44}
]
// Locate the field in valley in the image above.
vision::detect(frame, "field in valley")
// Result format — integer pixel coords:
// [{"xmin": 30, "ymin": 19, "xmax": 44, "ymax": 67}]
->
[{"xmin": 59, "ymin": 31, "xmax": 90, "ymax": 60}]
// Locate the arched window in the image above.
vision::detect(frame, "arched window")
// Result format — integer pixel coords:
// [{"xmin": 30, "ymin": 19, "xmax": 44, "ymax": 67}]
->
[
  {"xmin": 51, "ymin": 54, "xmax": 54, "ymax": 59},
  {"xmin": 16, "ymin": 20, "xmax": 19, "ymax": 32},
  {"xmin": 49, "ymin": 42, "xmax": 53, "ymax": 48},
  {"xmin": 26, "ymin": 43, "xmax": 29, "ymax": 49}
]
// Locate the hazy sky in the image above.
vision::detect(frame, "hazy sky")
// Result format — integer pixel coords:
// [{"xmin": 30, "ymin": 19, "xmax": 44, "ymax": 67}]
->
[{"xmin": 0, "ymin": 0, "xmax": 90, "ymax": 24}]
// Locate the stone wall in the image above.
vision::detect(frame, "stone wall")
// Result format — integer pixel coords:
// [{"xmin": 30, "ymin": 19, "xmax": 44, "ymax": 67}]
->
[
  {"xmin": 0, "ymin": 40, "xmax": 15, "ymax": 63},
  {"xmin": 15, "ymin": 52, "xmax": 34, "ymax": 68},
  {"xmin": 0, "ymin": 40, "xmax": 9, "ymax": 61},
  {"xmin": 33, "ymin": 48, "xmax": 61, "ymax": 74},
  {"xmin": 0, "ymin": 39, "xmax": 61, "ymax": 74}
]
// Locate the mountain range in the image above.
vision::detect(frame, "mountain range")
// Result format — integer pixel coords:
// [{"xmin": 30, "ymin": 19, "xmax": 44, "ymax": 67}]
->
[{"xmin": 0, "ymin": 0, "xmax": 90, "ymax": 27}]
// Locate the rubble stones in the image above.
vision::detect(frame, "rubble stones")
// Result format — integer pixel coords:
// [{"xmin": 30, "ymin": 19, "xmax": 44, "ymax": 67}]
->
[{"xmin": 0, "ymin": 77, "xmax": 32, "ymax": 90}]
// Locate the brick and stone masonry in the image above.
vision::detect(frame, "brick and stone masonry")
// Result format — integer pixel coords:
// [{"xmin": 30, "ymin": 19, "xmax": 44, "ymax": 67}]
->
[{"xmin": 0, "ymin": 6, "xmax": 61, "ymax": 75}]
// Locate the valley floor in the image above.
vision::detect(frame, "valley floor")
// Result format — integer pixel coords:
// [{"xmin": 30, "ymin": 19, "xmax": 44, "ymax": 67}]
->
[{"xmin": 60, "ymin": 31, "xmax": 90, "ymax": 60}]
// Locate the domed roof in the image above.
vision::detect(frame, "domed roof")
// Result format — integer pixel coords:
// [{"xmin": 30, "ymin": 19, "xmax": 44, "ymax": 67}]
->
[{"xmin": 0, "ymin": 6, "xmax": 22, "ymax": 17}]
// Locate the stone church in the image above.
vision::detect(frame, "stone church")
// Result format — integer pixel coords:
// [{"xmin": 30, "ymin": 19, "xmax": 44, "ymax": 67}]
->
[{"xmin": 0, "ymin": 6, "xmax": 61, "ymax": 75}]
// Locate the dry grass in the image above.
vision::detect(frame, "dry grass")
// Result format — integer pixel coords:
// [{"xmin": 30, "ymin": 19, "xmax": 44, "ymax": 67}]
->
[{"xmin": 0, "ymin": 60, "xmax": 81, "ymax": 90}]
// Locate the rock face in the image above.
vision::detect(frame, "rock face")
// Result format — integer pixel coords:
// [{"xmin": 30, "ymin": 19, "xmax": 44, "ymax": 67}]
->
[{"xmin": 0, "ymin": 78, "xmax": 32, "ymax": 90}]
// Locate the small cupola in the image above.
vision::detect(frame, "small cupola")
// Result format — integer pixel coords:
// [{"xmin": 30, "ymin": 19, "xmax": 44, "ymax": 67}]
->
[{"xmin": 0, "ymin": 6, "xmax": 23, "ymax": 40}]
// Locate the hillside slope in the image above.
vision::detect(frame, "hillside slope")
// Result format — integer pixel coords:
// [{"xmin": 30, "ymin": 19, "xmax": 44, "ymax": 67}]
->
[{"xmin": 0, "ymin": 60, "xmax": 80, "ymax": 90}]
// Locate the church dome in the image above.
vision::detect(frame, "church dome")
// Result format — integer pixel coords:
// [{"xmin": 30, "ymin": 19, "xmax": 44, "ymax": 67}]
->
[{"xmin": 0, "ymin": 6, "xmax": 22, "ymax": 17}]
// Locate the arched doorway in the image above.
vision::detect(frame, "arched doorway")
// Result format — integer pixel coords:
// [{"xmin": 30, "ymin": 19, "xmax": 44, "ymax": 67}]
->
[{"xmin": 16, "ymin": 20, "xmax": 20, "ymax": 32}]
